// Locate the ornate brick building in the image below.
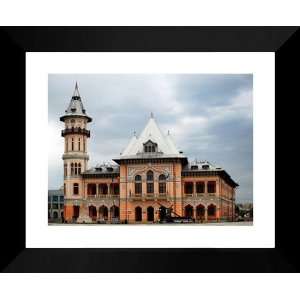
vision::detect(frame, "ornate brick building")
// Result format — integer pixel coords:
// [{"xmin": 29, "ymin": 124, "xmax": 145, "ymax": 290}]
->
[{"xmin": 61, "ymin": 84, "xmax": 238, "ymax": 224}]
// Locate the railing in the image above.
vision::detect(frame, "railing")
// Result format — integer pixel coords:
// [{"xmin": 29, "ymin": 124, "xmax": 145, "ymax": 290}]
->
[
  {"xmin": 61, "ymin": 127, "xmax": 90, "ymax": 137},
  {"xmin": 129, "ymin": 193, "xmax": 169, "ymax": 200},
  {"xmin": 87, "ymin": 194, "xmax": 119, "ymax": 199},
  {"xmin": 184, "ymin": 193, "xmax": 216, "ymax": 197}
]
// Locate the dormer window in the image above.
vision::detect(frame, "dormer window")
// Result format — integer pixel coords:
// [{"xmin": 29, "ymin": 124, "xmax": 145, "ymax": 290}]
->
[
  {"xmin": 143, "ymin": 140, "xmax": 157, "ymax": 153},
  {"xmin": 191, "ymin": 165, "xmax": 198, "ymax": 170}
]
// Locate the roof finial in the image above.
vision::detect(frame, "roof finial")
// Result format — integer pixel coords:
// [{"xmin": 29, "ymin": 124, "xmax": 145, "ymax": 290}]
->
[
  {"xmin": 150, "ymin": 112, "xmax": 154, "ymax": 118},
  {"xmin": 73, "ymin": 81, "xmax": 81, "ymax": 98}
]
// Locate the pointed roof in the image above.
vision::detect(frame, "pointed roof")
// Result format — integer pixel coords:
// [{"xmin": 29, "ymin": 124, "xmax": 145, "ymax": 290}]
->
[
  {"xmin": 118, "ymin": 114, "xmax": 185, "ymax": 160},
  {"xmin": 60, "ymin": 82, "xmax": 92, "ymax": 122}
]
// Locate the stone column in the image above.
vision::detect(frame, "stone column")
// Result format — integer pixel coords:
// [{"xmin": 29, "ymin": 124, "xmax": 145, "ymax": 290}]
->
[
  {"xmin": 107, "ymin": 183, "xmax": 110, "ymax": 196},
  {"xmin": 193, "ymin": 182, "xmax": 196, "ymax": 197},
  {"xmin": 204, "ymin": 207, "xmax": 208, "ymax": 222},
  {"xmin": 96, "ymin": 184, "xmax": 99, "ymax": 197}
]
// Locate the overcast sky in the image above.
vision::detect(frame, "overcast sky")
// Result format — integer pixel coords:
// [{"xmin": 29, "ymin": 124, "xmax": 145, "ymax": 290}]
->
[{"xmin": 48, "ymin": 74, "xmax": 252, "ymax": 203}]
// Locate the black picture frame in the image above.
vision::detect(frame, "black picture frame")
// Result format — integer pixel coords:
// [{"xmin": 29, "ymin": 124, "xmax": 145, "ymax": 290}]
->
[{"xmin": 1, "ymin": 27, "xmax": 299, "ymax": 272}]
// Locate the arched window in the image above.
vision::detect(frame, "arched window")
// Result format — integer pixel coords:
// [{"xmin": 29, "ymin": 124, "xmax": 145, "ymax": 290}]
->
[
  {"xmin": 99, "ymin": 205, "xmax": 108, "ymax": 220},
  {"xmin": 89, "ymin": 205, "xmax": 97, "ymax": 221},
  {"xmin": 64, "ymin": 164, "xmax": 67, "ymax": 177},
  {"xmin": 83, "ymin": 139, "xmax": 85, "ymax": 152},
  {"xmin": 207, "ymin": 204, "xmax": 216, "ymax": 217},
  {"xmin": 158, "ymin": 174, "xmax": 166, "ymax": 194},
  {"xmin": 196, "ymin": 204, "xmax": 205, "ymax": 220},
  {"xmin": 135, "ymin": 175, "xmax": 142, "ymax": 195},
  {"xmin": 71, "ymin": 138, "xmax": 74, "ymax": 151},
  {"xmin": 184, "ymin": 205, "xmax": 194, "ymax": 218},
  {"xmin": 135, "ymin": 206, "xmax": 142, "ymax": 222},
  {"xmin": 71, "ymin": 163, "xmax": 74, "ymax": 176},
  {"xmin": 73, "ymin": 183, "xmax": 79, "ymax": 195},
  {"xmin": 78, "ymin": 163, "xmax": 81, "ymax": 174},
  {"xmin": 146, "ymin": 170, "xmax": 154, "ymax": 194},
  {"xmin": 110, "ymin": 205, "xmax": 120, "ymax": 219},
  {"xmin": 78, "ymin": 138, "xmax": 81, "ymax": 151}
]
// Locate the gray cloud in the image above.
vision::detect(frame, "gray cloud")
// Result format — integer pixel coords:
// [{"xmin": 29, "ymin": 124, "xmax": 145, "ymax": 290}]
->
[{"xmin": 48, "ymin": 74, "xmax": 253, "ymax": 203}]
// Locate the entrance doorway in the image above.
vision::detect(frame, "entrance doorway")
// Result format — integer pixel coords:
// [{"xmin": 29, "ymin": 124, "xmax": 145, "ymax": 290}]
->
[
  {"xmin": 159, "ymin": 206, "xmax": 167, "ymax": 221},
  {"xmin": 147, "ymin": 206, "xmax": 154, "ymax": 222},
  {"xmin": 135, "ymin": 206, "xmax": 142, "ymax": 222}
]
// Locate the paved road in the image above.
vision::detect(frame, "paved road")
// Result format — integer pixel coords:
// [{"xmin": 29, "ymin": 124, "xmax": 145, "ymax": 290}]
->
[{"xmin": 49, "ymin": 221, "xmax": 253, "ymax": 226}]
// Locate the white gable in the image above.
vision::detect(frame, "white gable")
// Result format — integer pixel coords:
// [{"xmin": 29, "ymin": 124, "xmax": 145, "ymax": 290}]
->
[{"xmin": 120, "ymin": 116, "xmax": 180, "ymax": 157}]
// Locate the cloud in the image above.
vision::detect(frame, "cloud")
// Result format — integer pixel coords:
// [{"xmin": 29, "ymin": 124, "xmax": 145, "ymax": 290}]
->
[{"xmin": 48, "ymin": 74, "xmax": 253, "ymax": 203}]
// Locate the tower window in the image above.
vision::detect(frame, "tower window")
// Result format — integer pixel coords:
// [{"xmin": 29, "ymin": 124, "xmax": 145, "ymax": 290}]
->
[
  {"xmin": 71, "ymin": 138, "xmax": 74, "ymax": 151},
  {"xmin": 64, "ymin": 164, "xmax": 67, "ymax": 177},
  {"xmin": 78, "ymin": 138, "xmax": 81, "ymax": 151},
  {"xmin": 73, "ymin": 183, "xmax": 79, "ymax": 195}
]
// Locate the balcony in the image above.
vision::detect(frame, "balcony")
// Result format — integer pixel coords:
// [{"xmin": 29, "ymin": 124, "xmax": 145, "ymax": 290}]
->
[
  {"xmin": 87, "ymin": 194, "xmax": 119, "ymax": 200},
  {"xmin": 129, "ymin": 193, "xmax": 170, "ymax": 200},
  {"xmin": 62, "ymin": 127, "xmax": 90, "ymax": 137}
]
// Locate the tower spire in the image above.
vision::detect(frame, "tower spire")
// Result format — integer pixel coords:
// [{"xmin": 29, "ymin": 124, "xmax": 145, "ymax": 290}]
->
[{"xmin": 73, "ymin": 81, "xmax": 81, "ymax": 99}]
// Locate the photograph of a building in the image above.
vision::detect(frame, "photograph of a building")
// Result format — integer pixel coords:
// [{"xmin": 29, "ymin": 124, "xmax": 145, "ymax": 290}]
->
[{"xmin": 60, "ymin": 83, "xmax": 239, "ymax": 224}]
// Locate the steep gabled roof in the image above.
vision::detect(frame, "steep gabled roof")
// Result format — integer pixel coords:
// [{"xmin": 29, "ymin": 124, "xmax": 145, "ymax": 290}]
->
[
  {"xmin": 118, "ymin": 114, "xmax": 185, "ymax": 159},
  {"xmin": 60, "ymin": 82, "xmax": 92, "ymax": 122}
]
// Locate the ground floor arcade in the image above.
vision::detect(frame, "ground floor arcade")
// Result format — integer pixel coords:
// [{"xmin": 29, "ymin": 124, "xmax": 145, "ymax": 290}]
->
[{"xmin": 64, "ymin": 198, "xmax": 233, "ymax": 223}]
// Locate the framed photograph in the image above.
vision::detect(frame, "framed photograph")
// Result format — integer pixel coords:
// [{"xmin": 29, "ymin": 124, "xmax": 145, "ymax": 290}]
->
[{"xmin": 1, "ymin": 27, "xmax": 299, "ymax": 272}]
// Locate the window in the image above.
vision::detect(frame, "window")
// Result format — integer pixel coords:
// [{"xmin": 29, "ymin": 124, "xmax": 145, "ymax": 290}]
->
[
  {"xmin": 196, "ymin": 182, "xmax": 205, "ymax": 193},
  {"xmin": 71, "ymin": 163, "xmax": 74, "ymax": 175},
  {"xmin": 52, "ymin": 196, "xmax": 58, "ymax": 202},
  {"xmin": 71, "ymin": 138, "xmax": 74, "ymax": 151},
  {"xmin": 135, "ymin": 175, "xmax": 142, "ymax": 195},
  {"xmin": 146, "ymin": 170, "xmax": 154, "ymax": 194},
  {"xmin": 60, "ymin": 196, "xmax": 64, "ymax": 202},
  {"xmin": 73, "ymin": 183, "xmax": 79, "ymax": 195},
  {"xmin": 64, "ymin": 164, "xmax": 67, "ymax": 177},
  {"xmin": 207, "ymin": 204, "xmax": 216, "ymax": 216},
  {"xmin": 78, "ymin": 163, "xmax": 81, "ymax": 174},
  {"xmin": 143, "ymin": 140, "xmax": 157, "ymax": 153},
  {"xmin": 207, "ymin": 181, "xmax": 216, "ymax": 193},
  {"xmin": 184, "ymin": 182, "xmax": 193, "ymax": 194},
  {"xmin": 78, "ymin": 138, "xmax": 81, "ymax": 151},
  {"xmin": 64, "ymin": 184, "xmax": 66, "ymax": 195},
  {"xmin": 158, "ymin": 174, "xmax": 166, "ymax": 194},
  {"xmin": 87, "ymin": 184, "xmax": 96, "ymax": 195},
  {"xmin": 83, "ymin": 139, "xmax": 85, "ymax": 152}
]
